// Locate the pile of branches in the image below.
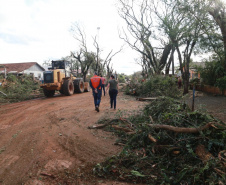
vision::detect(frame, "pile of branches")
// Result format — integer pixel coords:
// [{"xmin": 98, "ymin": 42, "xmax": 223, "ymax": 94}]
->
[
  {"xmin": 0, "ymin": 74, "xmax": 43, "ymax": 103},
  {"xmin": 124, "ymin": 75, "xmax": 181, "ymax": 99},
  {"xmin": 90, "ymin": 97, "xmax": 226, "ymax": 184}
]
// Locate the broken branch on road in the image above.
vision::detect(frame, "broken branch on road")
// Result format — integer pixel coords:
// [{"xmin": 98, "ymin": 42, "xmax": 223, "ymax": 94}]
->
[{"xmin": 148, "ymin": 122, "xmax": 218, "ymax": 133}]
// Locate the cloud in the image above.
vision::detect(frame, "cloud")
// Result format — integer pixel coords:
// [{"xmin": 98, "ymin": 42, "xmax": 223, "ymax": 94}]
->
[
  {"xmin": 0, "ymin": 0, "xmax": 141, "ymax": 75},
  {"xmin": 0, "ymin": 32, "xmax": 38, "ymax": 45}
]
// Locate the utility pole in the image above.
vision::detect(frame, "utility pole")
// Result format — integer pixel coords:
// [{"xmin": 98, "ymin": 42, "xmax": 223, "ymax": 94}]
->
[
  {"xmin": 96, "ymin": 27, "xmax": 100, "ymax": 75},
  {"xmin": 97, "ymin": 27, "xmax": 100, "ymax": 41}
]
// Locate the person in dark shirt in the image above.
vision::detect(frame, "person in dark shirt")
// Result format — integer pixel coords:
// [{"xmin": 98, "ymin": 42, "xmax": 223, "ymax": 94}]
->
[
  {"xmin": 106, "ymin": 74, "xmax": 119, "ymax": 110},
  {"xmin": 100, "ymin": 75, "xmax": 106, "ymax": 96}
]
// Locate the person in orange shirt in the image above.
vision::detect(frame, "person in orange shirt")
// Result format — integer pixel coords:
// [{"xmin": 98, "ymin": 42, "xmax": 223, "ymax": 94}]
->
[
  {"xmin": 100, "ymin": 75, "xmax": 106, "ymax": 96},
  {"xmin": 89, "ymin": 72, "xmax": 102, "ymax": 112}
]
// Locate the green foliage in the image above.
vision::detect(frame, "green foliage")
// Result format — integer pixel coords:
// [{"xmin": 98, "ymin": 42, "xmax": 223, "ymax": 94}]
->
[
  {"xmin": 215, "ymin": 76, "xmax": 226, "ymax": 94},
  {"xmin": 93, "ymin": 97, "xmax": 226, "ymax": 184},
  {"xmin": 196, "ymin": 58, "xmax": 225, "ymax": 86},
  {"xmin": 0, "ymin": 75, "xmax": 4, "ymax": 80},
  {"xmin": 118, "ymin": 74, "xmax": 126, "ymax": 83},
  {"xmin": 0, "ymin": 74, "xmax": 43, "ymax": 103},
  {"xmin": 125, "ymin": 75, "xmax": 181, "ymax": 99},
  {"xmin": 190, "ymin": 78, "xmax": 200, "ymax": 85},
  {"xmin": 7, "ymin": 74, "xmax": 17, "ymax": 82}
]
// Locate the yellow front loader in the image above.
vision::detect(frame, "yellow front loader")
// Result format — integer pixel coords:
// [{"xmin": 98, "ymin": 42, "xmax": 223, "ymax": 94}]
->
[{"xmin": 40, "ymin": 60, "xmax": 89, "ymax": 97}]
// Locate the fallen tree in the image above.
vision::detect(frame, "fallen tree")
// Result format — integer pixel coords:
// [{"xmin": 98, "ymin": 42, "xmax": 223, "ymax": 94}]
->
[
  {"xmin": 148, "ymin": 122, "xmax": 215, "ymax": 133},
  {"xmin": 0, "ymin": 91, "xmax": 7, "ymax": 96},
  {"xmin": 92, "ymin": 97, "xmax": 226, "ymax": 184}
]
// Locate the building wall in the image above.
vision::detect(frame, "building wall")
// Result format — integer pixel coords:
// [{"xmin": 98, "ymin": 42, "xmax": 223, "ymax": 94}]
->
[
  {"xmin": 23, "ymin": 64, "xmax": 44, "ymax": 79},
  {"xmin": 195, "ymin": 84, "xmax": 226, "ymax": 96},
  {"xmin": 189, "ymin": 69, "xmax": 200, "ymax": 80}
]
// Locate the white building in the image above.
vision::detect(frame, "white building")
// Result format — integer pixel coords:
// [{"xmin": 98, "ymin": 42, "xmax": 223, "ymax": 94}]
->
[{"xmin": 0, "ymin": 62, "xmax": 45, "ymax": 79}]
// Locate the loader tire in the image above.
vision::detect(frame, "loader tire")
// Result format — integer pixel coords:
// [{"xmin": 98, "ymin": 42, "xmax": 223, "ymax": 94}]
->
[
  {"xmin": 74, "ymin": 78, "xmax": 84, "ymax": 93},
  {"xmin": 84, "ymin": 82, "xmax": 90, "ymax": 92},
  {"xmin": 43, "ymin": 89, "xmax": 55, "ymax": 97},
  {"xmin": 63, "ymin": 80, "xmax": 74, "ymax": 96}
]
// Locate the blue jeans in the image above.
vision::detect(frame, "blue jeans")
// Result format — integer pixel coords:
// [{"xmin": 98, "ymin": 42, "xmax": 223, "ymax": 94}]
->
[
  {"xmin": 93, "ymin": 89, "xmax": 102, "ymax": 107},
  {"xmin": 101, "ymin": 84, "xmax": 105, "ymax": 96},
  {"xmin": 109, "ymin": 89, "xmax": 118, "ymax": 109}
]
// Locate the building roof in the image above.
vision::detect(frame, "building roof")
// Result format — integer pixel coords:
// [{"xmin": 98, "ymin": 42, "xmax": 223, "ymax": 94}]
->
[{"xmin": 0, "ymin": 62, "xmax": 45, "ymax": 73}]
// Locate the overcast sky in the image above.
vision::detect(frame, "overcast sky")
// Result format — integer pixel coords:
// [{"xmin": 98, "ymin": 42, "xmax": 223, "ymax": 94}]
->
[{"xmin": 0, "ymin": 0, "xmax": 142, "ymax": 75}]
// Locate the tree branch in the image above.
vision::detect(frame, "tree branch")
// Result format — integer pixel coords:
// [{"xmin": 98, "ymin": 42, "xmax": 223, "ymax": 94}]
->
[{"xmin": 148, "ymin": 122, "xmax": 215, "ymax": 133}]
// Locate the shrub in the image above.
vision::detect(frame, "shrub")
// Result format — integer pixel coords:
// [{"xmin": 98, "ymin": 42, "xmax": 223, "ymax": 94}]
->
[
  {"xmin": 7, "ymin": 74, "xmax": 17, "ymax": 82},
  {"xmin": 118, "ymin": 74, "xmax": 126, "ymax": 83},
  {"xmin": 215, "ymin": 76, "xmax": 226, "ymax": 95},
  {"xmin": 195, "ymin": 59, "xmax": 225, "ymax": 86}
]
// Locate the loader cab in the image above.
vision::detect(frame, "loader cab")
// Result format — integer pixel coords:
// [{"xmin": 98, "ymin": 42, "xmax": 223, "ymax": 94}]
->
[{"xmin": 51, "ymin": 60, "xmax": 72, "ymax": 78}]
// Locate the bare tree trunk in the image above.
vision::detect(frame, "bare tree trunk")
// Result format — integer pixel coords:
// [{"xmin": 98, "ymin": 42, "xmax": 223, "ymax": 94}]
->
[
  {"xmin": 148, "ymin": 122, "xmax": 214, "ymax": 133},
  {"xmin": 83, "ymin": 72, "xmax": 87, "ymax": 82},
  {"xmin": 165, "ymin": 60, "xmax": 171, "ymax": 75},
  {"xmin": 76, "ymin": 61, "xmax": 79, "ymax": 77},
  {"xmin": 183, "ymin": 74, "xmax": 189, "ymax": 95},
  {"xmin": 183, "ymin": 56, "xmax": 190, "ymax": 94},
  {"xmin": 222, "ymin": 29, "xmax": 226, "ymax": 69}
]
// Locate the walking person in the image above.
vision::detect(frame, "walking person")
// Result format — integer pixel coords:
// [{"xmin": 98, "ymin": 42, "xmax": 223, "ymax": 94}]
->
[
  {"xmin": 100, "ymin": 75, "xmax": 106, "ymax": 96},
  {"xmin": 106, "ymin": 74, "xmax": 119, "ymax": 110},
  {"xmin": 178, "ymin": 76, "xmax": 182, "ymax": 89},
  {"xmin": 89, "ymin": 72, "xmax": 102, "ymax": 112}
]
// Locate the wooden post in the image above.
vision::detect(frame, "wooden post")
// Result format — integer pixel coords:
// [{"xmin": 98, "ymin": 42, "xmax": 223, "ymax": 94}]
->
[
  {"xmin": 192, "ymin": 85, "xmax": 195, "ymax": 111},
  {"xmin": 4, "ymin": 67, "xmax": 7, "ymax": 79}
]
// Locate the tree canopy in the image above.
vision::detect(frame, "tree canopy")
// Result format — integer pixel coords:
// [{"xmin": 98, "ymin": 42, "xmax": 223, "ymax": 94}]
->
[{"xmin": 117, "ymin": 0, "xmax": 226, "ymax": 94}]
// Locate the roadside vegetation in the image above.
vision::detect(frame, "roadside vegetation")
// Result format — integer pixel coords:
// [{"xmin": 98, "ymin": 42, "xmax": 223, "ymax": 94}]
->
[
  {"xmin": 125, "ymin": 75, "xmax": 181, "ymax": 99},
  {"xmin": 0, "ymin": 74, "xmax": 43, "ymax": 104},
  {"xmin": 194, "ymin": 56, "xmax": 226, "ymax": 91},
  {"xmin": 91, "ymin": 75, "xmax": 226, "ymax": 184}
]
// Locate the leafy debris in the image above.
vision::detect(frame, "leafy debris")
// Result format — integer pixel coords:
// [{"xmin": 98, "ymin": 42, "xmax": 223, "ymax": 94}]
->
[{"xmin": 92, "ymin": 97, "xmax": 226, "ymax": 184}]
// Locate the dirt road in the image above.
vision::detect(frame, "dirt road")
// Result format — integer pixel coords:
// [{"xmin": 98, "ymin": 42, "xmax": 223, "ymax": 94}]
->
[
  {"xmin": 186, "ymin": 91, "xmax": 226, "ymax": 122},
  {"xmin": 1, "ymin": 89, "xmax": 225, "ymax": 185},
  {"xmin": 0, "ymin": 91, "xmax": 146, "ymax": 185}
]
